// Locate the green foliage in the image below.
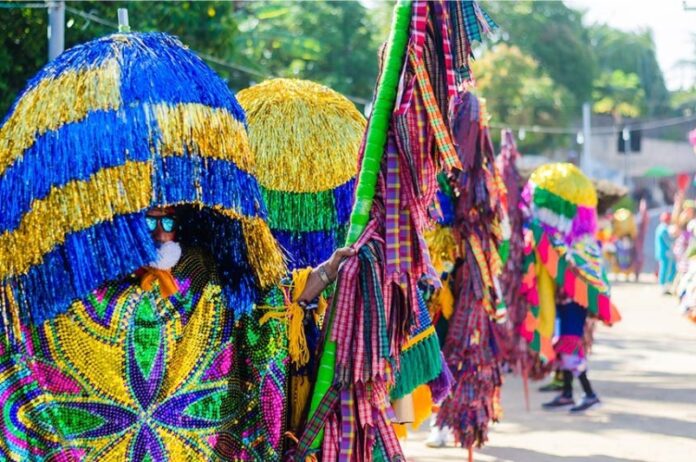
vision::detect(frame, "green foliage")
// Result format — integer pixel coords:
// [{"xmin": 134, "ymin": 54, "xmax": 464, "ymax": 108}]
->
[
  {"xmin": 485, "ymin": 0, "xmax": 595, "ymax": 109},
  {"xmin": 592, "ymin": 70, "xmax": 646, "ymax": 121},
  {"xmin": 0, "ymin": 6, "xmax": 47, "ymax": 116},
  {"xmin": 0, "ymin": 0, "xmax": 381, "ymax": 116},
  {"xmin": 232, "ymin": 1, "xmax": 379, "ymax": 101},
  {"xmin": 472, "ymin": 44, "xmax": 574, "ymax": 152},
  {"xmin": 590, "ymin": 25, "xmax": 670, "ymax": 116}
]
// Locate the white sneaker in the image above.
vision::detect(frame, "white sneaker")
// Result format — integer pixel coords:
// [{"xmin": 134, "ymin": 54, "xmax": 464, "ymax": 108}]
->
[{"xmin": 425, "ymin": 420, "xmax": 449, "ymax": 448}]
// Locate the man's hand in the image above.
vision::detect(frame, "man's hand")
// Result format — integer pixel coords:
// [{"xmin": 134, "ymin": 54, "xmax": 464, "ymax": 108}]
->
[{"xmin": 297, "ymin": 247, "xmax": 356, "ymax": 303}]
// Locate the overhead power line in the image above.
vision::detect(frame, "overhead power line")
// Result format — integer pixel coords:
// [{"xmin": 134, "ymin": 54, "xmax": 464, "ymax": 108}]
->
[{"xmin": 490, "ymin": 113, "xmax": 696, "ymax": 137}]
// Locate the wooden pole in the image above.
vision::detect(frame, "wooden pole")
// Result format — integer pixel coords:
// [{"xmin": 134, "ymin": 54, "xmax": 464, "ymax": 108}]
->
[{"xmin": 520, "ymin": 358, "xmax": 530, "ymax": 412}]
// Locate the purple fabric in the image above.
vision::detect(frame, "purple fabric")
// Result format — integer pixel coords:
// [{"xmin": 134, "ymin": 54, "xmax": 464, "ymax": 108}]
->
[
  {"xmin": 428, "ymin": 354, "xmax": 454, "ymax": 403},
  {"xmin": 568, "ymin": 206, "xmax": 598, "ymax": 242}
]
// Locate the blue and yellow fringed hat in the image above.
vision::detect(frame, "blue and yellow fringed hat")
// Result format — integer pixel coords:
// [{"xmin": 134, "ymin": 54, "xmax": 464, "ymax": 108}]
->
[
  {"xmin": 0, "ymin": 32, "xmax": 285, "ymax": 328},
  {"xmin": 237, "ymin": 78, "xmax": 365, "ymax": 269}
]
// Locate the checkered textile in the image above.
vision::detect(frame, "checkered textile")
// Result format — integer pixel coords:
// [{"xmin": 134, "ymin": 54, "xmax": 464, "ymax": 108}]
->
[
  {"xmin": 410, "ymin": 50, "xmax": 461, "ymax": 171},
  {"xmin": 434, "ymin": 0, "xmax": 457, "ymax": 99},
  {"xmin": 295, "ymin": 386, "xmax": 340, "ymax": 458},
  {"xmin": 339, "ymin": 389, "xmax": 355, "ymax": 461},
  {"xmin": 462, "ymin": 1, "xmax": 482, "ymax": 44},
  {"xmin": 448, "ymin": 0, "xmax": 470, "ymax": 77}
]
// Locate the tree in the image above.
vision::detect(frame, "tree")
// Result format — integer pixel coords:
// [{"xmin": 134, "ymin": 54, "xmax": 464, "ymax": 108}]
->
[
  {"xmin": 485, "ymin": 0, "xmax": 595, "ymax": 110},
  {"xmin": 0, "ymin": 6, "xmax": 48, "ymax": 116},
  {"xmin": 590, "ymin": 25, "xmax": 670, "ymax": 116},
  {"xmin": 592, "ymin": 70, "xmax": 646, "ymax": 122},
  {"xmin": 0, "ymin": 1, "xmax": 382, "ymax": 116},
  {"xmin": 471, "ymin": 44, "xmax": 574, "ymax": 152}
]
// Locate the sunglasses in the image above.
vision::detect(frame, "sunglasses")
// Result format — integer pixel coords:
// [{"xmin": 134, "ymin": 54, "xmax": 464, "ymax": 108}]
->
[{"xmin": 145, "ymin": 215, "xmax": 176, "ymax": 233}]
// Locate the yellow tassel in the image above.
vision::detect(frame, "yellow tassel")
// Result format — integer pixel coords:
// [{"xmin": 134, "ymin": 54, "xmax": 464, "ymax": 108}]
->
[
  {"xmin": 290, "ymin": 375, "xmax": 312, "ymax": 432},
  {"xmin": 411, "ymin": 384, "xmax": 433, "ymax": 430},
  {"xmin": 393, "ymin": 423, "xmax": 408, "ymax": 439},
  {"xmin": 431, "ymin": 282, "xmax": 455, "ymax": 320},
  {"xmin": 530, "ymin": 163, "xmax": 597, "ymax": 207},
  {"xmin": 425, "ymin": 225, "xmax": 458, "ymax": 274},
  {"xmin": 286, "ymin": 268, "xmax": 313, "ymax": 368},
  {"xmin": 258, "ymin": 267, "xmax": 315, "ymax": 368}
]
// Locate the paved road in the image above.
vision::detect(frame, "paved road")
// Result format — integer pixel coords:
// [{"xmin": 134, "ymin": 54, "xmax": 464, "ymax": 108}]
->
[{"xmin": 404, "ymin": 277, "xmax": 696, "ymax": 462}]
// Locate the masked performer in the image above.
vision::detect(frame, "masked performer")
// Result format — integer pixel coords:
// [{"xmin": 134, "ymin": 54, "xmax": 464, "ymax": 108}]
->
[
  {"xmin": 0, "ymin": 32, "xmax": 347, "ymax": 461},
  {"xmin": 519, "ymin": 163, "xmax": 621, "ymax": 414}
]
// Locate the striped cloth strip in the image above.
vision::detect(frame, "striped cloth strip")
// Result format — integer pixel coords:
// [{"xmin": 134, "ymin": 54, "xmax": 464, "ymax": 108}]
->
[{"xmin": 410, "ymin": 50, "xmax": 461, "ymax": 171}]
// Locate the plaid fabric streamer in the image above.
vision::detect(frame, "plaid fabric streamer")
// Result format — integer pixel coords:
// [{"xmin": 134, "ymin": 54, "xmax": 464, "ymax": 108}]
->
[
  {"xmin": 297, "ymin": 3, "xmax": 500, "ymax": 460},
  {"xmin": 339, "ymin": 389, "xmax": 356, "ymax": 461},
  {"xmin": 410, "ymin": 50, "xmax": 461, "ymax": 171},
  {"xmin": 385, "ymin": 136, "xmax": 404, "ymax": 277},
  {"xmin": 296, "ymin": 386, "xmax": 341, "ymax": 458},
  {"xmin": 462, "ymin": 1, "xmax": 482, "ymax": 44},
  {"xmin": 448, "ymin": 0, "xmax": 470, "ymax": 76},
  {"xmin": 434, "ymin": 0, "xmax": 457, "ymax": 99}
]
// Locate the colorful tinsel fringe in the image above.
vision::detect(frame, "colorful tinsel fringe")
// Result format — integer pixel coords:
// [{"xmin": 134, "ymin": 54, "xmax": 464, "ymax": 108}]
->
[
  {"xmin": 238, "ymin": 79, "xmax": 365, "ymax": 269},
  {"xmin": 0, "ymin": 33, "xmax": 285, "ymax": 334}
]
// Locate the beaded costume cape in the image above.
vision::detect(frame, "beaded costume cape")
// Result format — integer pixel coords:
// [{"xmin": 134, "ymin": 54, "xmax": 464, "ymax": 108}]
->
[
  {"xmin": 0, "ymin": 32, "xmax": 289, "ymax": 461},
  {"xmin": 0, "ymin": 249, "xmax": 287, "ymax": 461}
]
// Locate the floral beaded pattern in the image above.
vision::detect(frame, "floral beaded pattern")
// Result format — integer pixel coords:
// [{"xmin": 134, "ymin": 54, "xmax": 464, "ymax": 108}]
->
[{"xmin": 0, "ymin": 253, "xmax": 288, "ymax": 461}]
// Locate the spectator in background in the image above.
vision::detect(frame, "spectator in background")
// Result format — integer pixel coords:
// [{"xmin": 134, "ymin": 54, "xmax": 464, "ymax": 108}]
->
[{"xmin": 655, "ymin": 212, "xmax": 676, "ymax": 294}]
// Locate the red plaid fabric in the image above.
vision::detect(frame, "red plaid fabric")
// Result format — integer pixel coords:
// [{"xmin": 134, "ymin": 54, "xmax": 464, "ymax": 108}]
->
[
  {"xmin": 410, "ymin": 50, "xmax": 461, "ymax": 171},
  {"xmin": 434, "ymin": 0, "xmax": 457, "ymax": 98}
]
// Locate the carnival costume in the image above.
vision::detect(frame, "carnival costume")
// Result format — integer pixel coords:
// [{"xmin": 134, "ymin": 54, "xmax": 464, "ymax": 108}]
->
[
  {"xmin": 238, "ymin": 78, "xmax": 368, "ymax": 438},
  {"xmin": 293, "ymin": 1, "xmax": 498, "ymax": 460},
  {"xmin": 0, "ymin": 33, "xmax": 290, "ymax": 461},
  {"xmin": 519, "ymin": 163, "xmax": 620, "ymax": 412}
]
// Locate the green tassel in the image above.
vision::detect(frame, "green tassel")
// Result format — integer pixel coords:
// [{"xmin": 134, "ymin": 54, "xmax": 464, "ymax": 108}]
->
[
  {"xmin": 588, "ymin": 285, "xmax": 599, "ymax": 315},
  {"xmin": 533, "ymin": 187, "xmax": 578, "ymax": 219},
  {"xmin": 390, "ymin": 331, "xmax": 443, "ymax": 400},
  {"xmin": 262, "ymin": 187, "xmax": 338, "ymax": 232},
  {"xmin": 555, "ymin": 257, "xmax": 567, "ymax": 286},
  {"xmin": 498, "ymin": 240, "xmax": 510, "ymax": 265}
]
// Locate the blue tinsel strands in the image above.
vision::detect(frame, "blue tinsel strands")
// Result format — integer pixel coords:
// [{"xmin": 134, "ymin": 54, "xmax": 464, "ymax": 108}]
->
[{"xmin": 0, "ymin": 32, "xmax": 285, "ymax": 329}]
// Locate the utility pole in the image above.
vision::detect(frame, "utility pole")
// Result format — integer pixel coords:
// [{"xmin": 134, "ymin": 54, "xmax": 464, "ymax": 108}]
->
[
  {"xmin": 581, "ymin": 102, "xmax": 592, "ymax": 176},
  {"xmin": 47, "ymin": 0, "xmax": 65, "ymax": 60}
]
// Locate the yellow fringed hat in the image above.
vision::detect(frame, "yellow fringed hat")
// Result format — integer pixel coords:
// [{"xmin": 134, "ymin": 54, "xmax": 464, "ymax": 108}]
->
[{"xmin": 238, "ymin": 78, "xmax": 366, "ymax": 268}]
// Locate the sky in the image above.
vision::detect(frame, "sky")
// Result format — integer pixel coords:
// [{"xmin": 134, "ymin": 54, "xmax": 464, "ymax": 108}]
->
[{"xmin": 567, "ymin": 0, "xmax": 695, "ymax": 90}]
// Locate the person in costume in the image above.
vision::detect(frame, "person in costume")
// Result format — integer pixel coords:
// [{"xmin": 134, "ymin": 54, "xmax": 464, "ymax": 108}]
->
[
  {"xmin": 425, "ymin": 93, "xmax": 507, "ymax": 449},
  {"xmin": 604, "ymin": 207, "xmax": 647, "ymax": 281},
  {"xmin": 655, "ymin": 211, "xmax": 676, "ymax": 293},
  {"xmin": 237, "ymin": 78, "xmax": 368, "ymax": 441},
  {"xmin": 541, "ymin": 288, "xmax": 600, "ymax": 412},
  {"xmin": 0, "ymin": 32, "xmax": 351, "ymax": 462},
  {"xmin": 519, "ymin": 163, "xmax": 621, "ymax": 414}
]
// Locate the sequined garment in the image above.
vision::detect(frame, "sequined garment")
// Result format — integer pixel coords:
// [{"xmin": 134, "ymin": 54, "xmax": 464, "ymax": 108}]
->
[{"xmin": 0, "ymin": 250, "xmax": 287, "ymax": 461}]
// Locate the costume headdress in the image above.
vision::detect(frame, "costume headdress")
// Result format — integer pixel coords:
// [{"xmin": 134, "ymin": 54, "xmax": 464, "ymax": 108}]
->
[
  {"xmin": 0, "ymin": 32, "xmax": 284, "ymax": 335},
  {"xmin": 237, "ymin": 78, "xmax": 364, "ymax": 268},
  {"xmin": 520, "ymin": 163, "xmax": 620, "ymax": 362}
]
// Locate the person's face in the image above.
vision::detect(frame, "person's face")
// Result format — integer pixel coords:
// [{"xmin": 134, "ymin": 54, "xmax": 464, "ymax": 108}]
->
[{"xmin": 146, "ymin": 208, "xmax": 177, "ymax": 244}]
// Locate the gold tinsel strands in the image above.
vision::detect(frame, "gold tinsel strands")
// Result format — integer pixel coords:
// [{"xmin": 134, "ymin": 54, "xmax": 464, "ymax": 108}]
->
[
  {"xmin": 215, "ymin": 207, "xmax": 286, "ymax": 289},
  {"xmin": 154, "ymin": 103, "xmax": 254, "ymax": 172},
  {"xmin": 0, "ymin": 59, "xmax": 121, "ymax": 173},
  {"xmin": 530, "ymin": 163, "xmax": 597, "ymax": 208},
  {"xmin": 237, "ymin": 78, "xmax": 365, "ymax": 193},
  {"xmin": 0, "ymin": 162, "xmax": 285, "ymax": 288},
  {"xmin": 0, "ymin": 161, "xmax": 152, "ymax": 278}
]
